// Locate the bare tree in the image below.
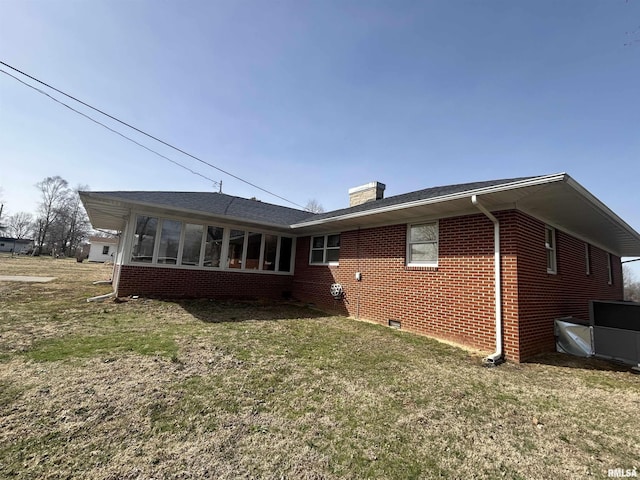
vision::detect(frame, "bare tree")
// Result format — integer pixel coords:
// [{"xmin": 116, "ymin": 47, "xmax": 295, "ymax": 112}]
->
[
  {"xmin": 7, "ymin": 212, "xmax": 34, "ymax": 239},
  {"xmin": 305, "ymin": 199, "xmax": 325, "ymax": 214},
  {"xmin": 33, "ymin": 176, "xmax": 70, "ymax": 255},
  {"xmin": 44, "ymin": 185, "xmax": 91, "ymax": 257},
  {"xmin": 623, "ymin": 263, "xmax": 640, "ymax": 302}
]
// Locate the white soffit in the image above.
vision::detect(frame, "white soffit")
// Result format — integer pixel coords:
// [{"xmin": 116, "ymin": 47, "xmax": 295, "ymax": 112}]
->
[
  {"xmin": 80, "ymin": 193, "xmax": 130, "ymax": 231},
  {"xmin": 515, "ymin": 177, "xmax": 640, "ymax": 257},
  {"xmin": 290, "ymin": 174, "xmax": 640, "ymax": 256}
]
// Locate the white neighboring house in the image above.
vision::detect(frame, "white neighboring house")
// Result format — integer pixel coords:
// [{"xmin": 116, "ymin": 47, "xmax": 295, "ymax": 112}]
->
[{"xmin": 88, "ymin": 236, "xmax": 119, "ymax": 263}]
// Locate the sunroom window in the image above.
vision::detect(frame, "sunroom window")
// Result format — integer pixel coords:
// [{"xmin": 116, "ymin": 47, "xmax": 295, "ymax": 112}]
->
[
  {"xmin": 131, "ymin": 215, "xmax": 158, "ymax": 263},
  {"xmin": 182, "ymin": 223, "xmax": 204, "ymax": 266},
  {"xmin": 203, "ymin": 226, "xmax": 224, "ymax": 268},
  {"xmin": 128, "ymin": 214, "xmax": 294, "ymax": 273},
  {"xmin": 263, "ymin": 234, "xmax": 278, "ymax": 271},
  {"xmin": 245, "ymin": 232, "xmax": 262, "ymax": 270},
  {"xmin": 279, "ymin": 237, "xmax": 293, "ymax": 272},
  {"xmin": 228, "ymin": 230, "xmax": 245, "ymax": 269},
  {"xmin": 157, "ymin": 219, "xmax": 181, "ymax": 264}
]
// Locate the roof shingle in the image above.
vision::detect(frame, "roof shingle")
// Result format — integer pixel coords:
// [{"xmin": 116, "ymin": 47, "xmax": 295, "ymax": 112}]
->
[
  {"xmin": 87, "ymin": 191, "xmax": 316, "ymax": 226},
  {"xmin": 302, "ymin": 176, "xmax": 537, "ymax": 223}
]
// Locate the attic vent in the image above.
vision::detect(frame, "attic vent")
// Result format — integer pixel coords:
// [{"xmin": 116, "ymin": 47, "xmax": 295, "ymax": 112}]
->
[{"xmin": 388, "ymin": 319, "xmax": 401, "ymax": 329}]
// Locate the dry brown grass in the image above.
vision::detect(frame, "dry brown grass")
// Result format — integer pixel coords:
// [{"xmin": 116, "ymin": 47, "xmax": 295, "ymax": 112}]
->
[{"xmin": 1, "ymin": 254, "xmax": 639, "ymax": 479}]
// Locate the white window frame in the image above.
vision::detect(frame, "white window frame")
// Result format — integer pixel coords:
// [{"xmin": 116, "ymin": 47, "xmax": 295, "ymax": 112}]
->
[
  {"xmin": 545, "ymin": 226, "xmax": 557, "ymax": 274},
  {"xmin": 155, "ymin": 218, "xmax": 183, "ymax": 265},
  {"xmin": 226, "ymin": 229, "xmax": 246, "ymax": 269},
  {"xmin": 180, "ymin": 222, "xmax": 205, "ymax": 267},
  {"xmin": 607, "ymin": 252, "xmax": 613, "ymax": 285},
  {"xmin": 130, "ymin": 214, "xmax": 160, "ymax": 264},
  {"xmin": 278, "ymin": 236, "xmax": 295, "ymax": 272},
  {"xmin": 260, "ymin": 233, "xmax": 278, "ymax": 272},
  {"xmin": 407, "ymin": 221, "xmax": 439, "ymax": 267},
  {"xmin": 126, "ymin": 212, "xmax": 295, "ymax": 274},
  {"xmin": 309, "ymin": 234, "xmax": 340, "ymax": 265},
  {"xmin": 203, "ymin": 224, "xmax": 227, "ymax": 269},
  {"xmin": 244, "ymin": 231, "xmax": 263, "ymax": 270}
]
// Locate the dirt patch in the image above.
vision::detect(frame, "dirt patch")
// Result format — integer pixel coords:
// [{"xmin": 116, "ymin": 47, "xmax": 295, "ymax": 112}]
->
[{"xmin": 0, "ymin": 276, "xmax": 56, "ymax": 282}]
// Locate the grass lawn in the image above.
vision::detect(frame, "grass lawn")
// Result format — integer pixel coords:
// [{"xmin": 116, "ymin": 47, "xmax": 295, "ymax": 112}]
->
[{"xmin": 1, "ymin": 255, "xmax": 638, "ymax": 479}]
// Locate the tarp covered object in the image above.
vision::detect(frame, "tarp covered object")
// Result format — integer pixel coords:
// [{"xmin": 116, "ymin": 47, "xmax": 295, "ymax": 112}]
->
[{"xmin": 555, "ymin": 318, "xmax": 593, "ymax": 357}]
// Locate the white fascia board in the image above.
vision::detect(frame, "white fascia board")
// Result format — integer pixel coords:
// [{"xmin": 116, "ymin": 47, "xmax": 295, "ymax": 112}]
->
[{"xmin": 291, "ymin": 173, "xmax": 568, "ymax": 229}]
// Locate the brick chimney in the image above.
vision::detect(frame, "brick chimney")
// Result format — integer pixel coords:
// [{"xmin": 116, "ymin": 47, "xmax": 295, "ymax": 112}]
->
[{"xmin": 348, "ymin": 181, "xmax": 386, "ymax": 207}]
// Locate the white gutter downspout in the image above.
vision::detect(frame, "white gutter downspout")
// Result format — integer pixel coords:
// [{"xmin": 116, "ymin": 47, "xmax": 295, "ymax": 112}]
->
[{"xmin": 471, "ymin": 195, "xmax": 504, "ymax": 366}]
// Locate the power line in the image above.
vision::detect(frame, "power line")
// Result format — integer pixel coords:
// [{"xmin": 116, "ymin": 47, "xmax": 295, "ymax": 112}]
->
[
  {"xmin": 0, "ymin": 60, "xmax": 305, "ymax": 209},
  {"xmin": 1, "ymin": 68, "xmax": 220, "ymax": 189}
]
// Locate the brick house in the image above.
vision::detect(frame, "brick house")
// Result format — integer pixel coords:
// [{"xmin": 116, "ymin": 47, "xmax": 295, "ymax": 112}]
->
[{"xmin": 80, "ymin": 173, "xmax": 640, "ymax": 362}]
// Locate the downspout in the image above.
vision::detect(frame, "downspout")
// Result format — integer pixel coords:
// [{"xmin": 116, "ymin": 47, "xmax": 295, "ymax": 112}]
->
[{"xmin": 471, "ymin": 195, "xmax": 504, "ymax": 365}]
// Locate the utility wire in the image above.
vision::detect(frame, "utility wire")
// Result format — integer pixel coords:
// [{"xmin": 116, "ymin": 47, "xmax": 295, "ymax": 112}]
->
[
  {"xmin": 1, "ymin": 68, "xmax": 219, "ymax": 187},
  {"xmin": 0, "ymin": 60, "xmax": 305, "ymax": 209}
]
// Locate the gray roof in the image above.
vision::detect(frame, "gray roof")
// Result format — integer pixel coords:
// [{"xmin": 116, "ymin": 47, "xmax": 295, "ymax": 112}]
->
[
  {"xmin": 84, "ymin": 176, "xmax": 536, "ymax": 230},
  {"xmin": 80, "ymin": 174, "xmax": 640, "ymax": 256},
  {"xmin": 83, "ymin": 191, "xmax": 316, "ymax": 227},
  {"xmin": 304, "ymin": 176, "xmax": 537, "ymax": 223}
]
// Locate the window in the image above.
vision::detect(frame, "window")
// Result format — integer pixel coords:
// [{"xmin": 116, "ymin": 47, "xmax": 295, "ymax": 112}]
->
[
  {"xmin": 157, "ymin": 220, "xmax": 182, "ymax": 264},
  {"xmin": 310, "ymin": 234, "xmax": 340, "ymax": 264},
  {"xmin": 585, "ymin": 243, "xmax": 591, "ymax": 276},
  {"xmin": 607, "ymin": 253, "xmax": 613, "ymax": 285},
  {"xmin": 408, "ymin": 222, "xmax": 438, "ymax": 265},
  {"xmin": 127, "ymin": 214, "xmax": 294, "ymax": 273},
  {"xmin": 279, "ymin": 237, "xmax": 293, "ymax": 272},
  {"xmin": 131, "ymin": 215, "xmax": 158, "ymax": 263},
  {"xmin": 102, "ymin": 245, "xmax": 110, "ymax": 255},
  {"xmin": 263, "ymin": 234, "xmax": 278, "ymax": 271},
  {"xmin": 182, "ymin": 223, "xmax": 204, "ymax": 266},
  {"xmin": 245, "ymin": 232, "xmax": 262, "ymax": 270},
  {"xmin": 228, "ymin": 230, "xmax": 245, "ymax": 269},
  {"xmin": 203, "ymin": 226, "xmax": 224, "ymax": 268},
  {"xmin": 545, "ymin": 226, "xmax": 557, "ymax": 274}
]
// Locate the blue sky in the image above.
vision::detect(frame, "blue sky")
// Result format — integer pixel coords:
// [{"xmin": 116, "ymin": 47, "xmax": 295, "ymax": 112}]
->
[{"xmin": 1, "ymin": 1, "xmax": 639, "ymax": 269}]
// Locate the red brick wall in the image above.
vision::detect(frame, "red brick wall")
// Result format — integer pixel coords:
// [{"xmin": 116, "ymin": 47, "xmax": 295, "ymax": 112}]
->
[
  {"xmin": 114, "ymin": 210, "xmax": 624, "ymax": 362},
  {"xmin": 513, "ymin": 211, "xmax": 623, "ymax": 360},
  {"xmin": 116, "ymin": 265, "xmax": 294, "ymax": 300},
  {"xmin": 292, "ymin": 210, "xmax": 623, "ymax": 362},
  {"xmin": 293, "ymin": 214, "xmax": 503, "ymax": 354}
]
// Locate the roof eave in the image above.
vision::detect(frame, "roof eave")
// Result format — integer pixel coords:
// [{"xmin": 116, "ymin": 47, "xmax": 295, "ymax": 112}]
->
[
  {"xmin": 564, "ymin": 175, "xmax": 640, "ymax": 246},
  {"xmin": 290, "ymin": 173, "xmax": 568, "ymax": 229},
  {"xmin": 81, "ymin": 191, "xmax": 295, "ymax": 232}
]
